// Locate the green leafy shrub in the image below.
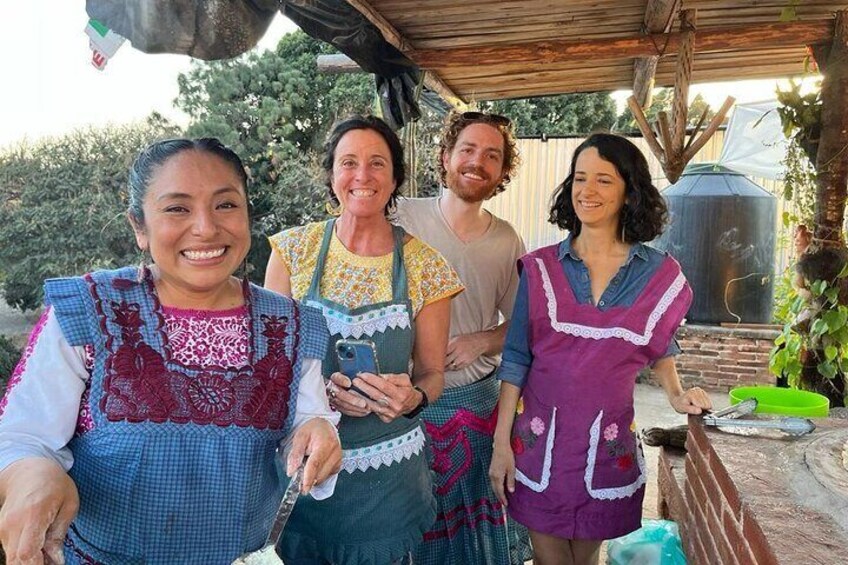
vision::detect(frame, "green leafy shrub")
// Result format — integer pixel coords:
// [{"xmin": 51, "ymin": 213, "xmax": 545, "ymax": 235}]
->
[
  {"xmin": 0, "ymin": 118, "xmax": 181, "ymax": 311},
  {"xmin": 0, "ymin": 335, "xmax": 22, "ymax": 393}
]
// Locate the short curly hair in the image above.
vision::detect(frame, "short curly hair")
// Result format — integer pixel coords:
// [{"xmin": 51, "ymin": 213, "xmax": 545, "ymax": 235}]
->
[
  {"xmin": 322, "ymin": 115, "xmax": 406, "ymax": 215},
  {"xmin": 549, "ymin": 133, "xmax": 668, "ymax": 242},
  {"xmin": 438, "ymin": 111, "xmax": 520, "ymax": 197}
]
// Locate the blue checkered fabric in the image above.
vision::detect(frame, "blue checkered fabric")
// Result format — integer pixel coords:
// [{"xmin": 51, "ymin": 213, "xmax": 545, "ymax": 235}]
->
[
  {"xmin": 43, "ymin": 267, "xmax": 327, "ymax": 564},
  {"xmin": 415, "ymin": 376, "xmax": 533, "ymax": 565}
]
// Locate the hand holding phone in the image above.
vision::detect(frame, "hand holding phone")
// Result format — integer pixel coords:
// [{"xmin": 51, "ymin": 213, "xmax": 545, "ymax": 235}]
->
[{"xmin": 335, "ymin": 339, "xmax": 380, "ymax": 400}]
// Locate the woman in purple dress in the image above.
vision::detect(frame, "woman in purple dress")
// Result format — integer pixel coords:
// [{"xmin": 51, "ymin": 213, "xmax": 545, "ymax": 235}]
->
[{"xmin": 489, "ymin": 133, "xmax": 712, "ymax": 565}]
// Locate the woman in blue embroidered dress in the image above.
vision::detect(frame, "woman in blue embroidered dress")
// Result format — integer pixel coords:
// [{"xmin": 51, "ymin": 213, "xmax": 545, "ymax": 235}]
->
[
  {"xmin": 0, "ymin": 138, "xmax": 342, "ymax": 565},
  {"xmin": 489, "ymin": 133, "xmax": 713, "ymax": 565},
  {"xmin": 265, "ymin": 115, "xmax": 464, "ymax": 565}
]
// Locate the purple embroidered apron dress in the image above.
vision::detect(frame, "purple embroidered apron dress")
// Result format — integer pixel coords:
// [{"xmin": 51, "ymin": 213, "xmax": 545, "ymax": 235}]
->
[{"xmin": 507, "ymin": 244, "xmax": 692, "ymax": 540}]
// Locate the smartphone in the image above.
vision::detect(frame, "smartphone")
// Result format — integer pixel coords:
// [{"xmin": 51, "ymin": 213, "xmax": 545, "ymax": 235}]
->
[
  {"xmin": 336, "ymin": 339, "xmax": 380, "ymax": 378},
  {"xmin": 335, "ymin": 339, "xmax": 381, "ymax": 400}
]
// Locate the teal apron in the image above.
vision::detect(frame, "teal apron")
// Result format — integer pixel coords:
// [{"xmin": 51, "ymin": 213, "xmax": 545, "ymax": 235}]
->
[{"xmin": 280, "ymin": 219, "xmax": 436, "ymax": 565}]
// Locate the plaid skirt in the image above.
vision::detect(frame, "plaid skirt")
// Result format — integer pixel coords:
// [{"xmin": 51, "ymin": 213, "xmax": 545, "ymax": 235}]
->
[{"xmin": 415, "ymin": 375, "xmax": 532, "ymax": 565}]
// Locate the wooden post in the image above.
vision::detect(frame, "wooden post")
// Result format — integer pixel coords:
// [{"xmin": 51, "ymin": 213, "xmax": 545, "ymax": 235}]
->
[
  {"xmin": 632, "ymin": 0, "xmax": 681, "ymax": 108},
  {"xmin": 666, "ymin": 9, "xmax": 696, "ymax": 183},
  {"xmin": 627, "ymin": 95, "xmax": 666, "ymax": 165},
  {"xmin": 814, "ymin": 10, "xmax": 848, "ymax": 247}
]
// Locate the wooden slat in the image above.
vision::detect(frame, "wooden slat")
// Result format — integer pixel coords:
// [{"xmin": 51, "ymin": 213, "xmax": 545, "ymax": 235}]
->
[
  {"xmin": 412, "ymin": 20, "xmax": 834, "ymax": 68},
  {"xmin": 391, "ymin": 6, "xmax": 646, "ymax": 28},
  {"xmin": 342, "ymin": 0, "xmax": 466, "ymax": 106}
]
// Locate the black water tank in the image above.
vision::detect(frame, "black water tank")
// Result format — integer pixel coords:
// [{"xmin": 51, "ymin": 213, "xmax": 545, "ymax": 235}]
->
[{"xmin": 654, "ymin": 163, "xmax": 777, "ymax": 324}]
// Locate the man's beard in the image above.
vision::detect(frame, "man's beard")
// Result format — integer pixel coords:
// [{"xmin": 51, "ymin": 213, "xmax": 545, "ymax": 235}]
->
[{"xmin": 445, "ymin": 167, "xmax": 499, "ymax": 203}]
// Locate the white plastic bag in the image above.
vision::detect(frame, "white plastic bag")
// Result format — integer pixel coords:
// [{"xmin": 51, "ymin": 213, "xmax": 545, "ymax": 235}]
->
[{"xmin": 606, "ymin": 519, "xmax": 686, "ymax": 565}]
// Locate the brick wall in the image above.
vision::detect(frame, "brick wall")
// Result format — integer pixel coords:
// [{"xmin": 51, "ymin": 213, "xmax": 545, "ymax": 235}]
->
[
  {"xmin": 658, "ymin": 416, "xmax": 848, "ymax": 564},
  {"xmin": 642, "ymin": 324, "xmax": 779, "ymax": 391}
]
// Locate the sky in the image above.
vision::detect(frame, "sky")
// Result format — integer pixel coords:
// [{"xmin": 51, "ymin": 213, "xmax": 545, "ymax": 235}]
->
[
  {"xmin": 0, "ymin": 2, "xmax": 816, "ymax": 151},
  {"xmin": 0, "ymin": 1, "xmax": 295, "ymax": 149}
]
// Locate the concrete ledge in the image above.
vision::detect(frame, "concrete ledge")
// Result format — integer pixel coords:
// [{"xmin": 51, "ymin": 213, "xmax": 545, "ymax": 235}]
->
[{"xmin": 679, "ymin": 323, "xmax": 780, "ymax": 341}]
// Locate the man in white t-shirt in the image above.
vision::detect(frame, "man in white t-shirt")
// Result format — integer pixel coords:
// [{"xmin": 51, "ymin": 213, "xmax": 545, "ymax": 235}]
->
[{"xmin": 396, "ymin": 111, "xmax": 531, "ymax": 565}]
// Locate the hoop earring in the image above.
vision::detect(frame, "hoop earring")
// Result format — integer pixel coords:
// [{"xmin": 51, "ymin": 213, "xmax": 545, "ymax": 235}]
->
[
  {"xmin": 620, "ymin": 203, "xmax": 629, "ymax": 243},
  {"xmin": 239, "ymin": 257, "xmax": 250, "ymax": 285},
  {"xmin": 325, "ymin": 201, "xmax": 344, "ymax": 217},
  {"xmin": 137, "ymin": 249, "xmax": 150, "ymax": 284}
]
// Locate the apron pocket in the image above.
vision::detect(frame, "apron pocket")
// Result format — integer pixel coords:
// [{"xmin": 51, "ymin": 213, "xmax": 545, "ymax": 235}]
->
[
  {"xmin": 583, "ymin": 410, "xmax": 646, "ymax": 500},
  {"xmin": 512, "ymin": 396, "xmax": 557, "ymax": 493}
]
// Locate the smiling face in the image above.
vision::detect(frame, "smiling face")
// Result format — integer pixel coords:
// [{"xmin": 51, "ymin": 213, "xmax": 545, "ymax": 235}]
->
[
  {"xmin": 131, "ymin": 149, "xmax": 250, "ymax": 299},
  {"xmin": 571, "ymin": 147, "xmax": 627, "ymax": 232},
  {"xmin": 331, "ymin": 128, "xmax": 397, "ymax": 219},
  {"xmin": 442, "ymin": 123, "xmax": 506, "ymax": 202}
]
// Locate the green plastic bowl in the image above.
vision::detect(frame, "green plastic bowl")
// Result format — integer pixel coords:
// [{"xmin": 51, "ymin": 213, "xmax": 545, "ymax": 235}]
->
[{"xmin": 729, "ymin": 386, "xmax": 829, "ymax": 417}]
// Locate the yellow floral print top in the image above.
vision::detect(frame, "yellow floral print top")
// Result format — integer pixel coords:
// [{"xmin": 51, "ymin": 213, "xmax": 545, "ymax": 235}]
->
[{"xmin": 269, "ymin": 221, "xmax": 464, "ymax": 316}]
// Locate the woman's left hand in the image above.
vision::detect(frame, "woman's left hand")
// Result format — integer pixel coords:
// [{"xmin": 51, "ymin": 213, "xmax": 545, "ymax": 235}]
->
[
  {"xmin": 353, "ymin": 373, "xmax": 420, "ymax": 423},
  {"xmin": 670, "ymin": 387, "xmax": 712, "ymax": 415},
  {"xmin": 287, "ymin": 418, "xmax": 342, "ymax": 494}
]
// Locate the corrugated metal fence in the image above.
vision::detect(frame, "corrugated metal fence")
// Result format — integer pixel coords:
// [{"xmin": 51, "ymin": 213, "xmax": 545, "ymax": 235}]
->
[{"xmin": 484, "ymin": 131, "xmax": 789, "ymax": 273}]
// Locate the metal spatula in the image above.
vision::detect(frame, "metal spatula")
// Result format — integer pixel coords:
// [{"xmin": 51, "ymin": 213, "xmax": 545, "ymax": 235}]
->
[
  {"xmin": 703, "ymin": 397, "xmax": 816, "ymax": 437},
  {"xmin": 232, "ymin": 463, "xmax": 305, "ymax": 565},
  {"xmin": 703, "ymin": 415, "xmax": 817, "ymax": 436}
]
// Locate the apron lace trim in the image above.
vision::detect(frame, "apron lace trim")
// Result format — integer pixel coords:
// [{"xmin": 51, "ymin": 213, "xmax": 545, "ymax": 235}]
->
[
  {"xmin": 306, "ymin": 300, "xmax": 411, "ymax": 339},
  {"xmin": 536, "ymin": 258, "xmax": 686, "ymax": 346},
  {"xmin": 584, "ymin": 410, "xmax": 646, "ymax": 500},
  {"xmin": 341, "ymin": 426, "xmax": 426, "ymax": 473}
]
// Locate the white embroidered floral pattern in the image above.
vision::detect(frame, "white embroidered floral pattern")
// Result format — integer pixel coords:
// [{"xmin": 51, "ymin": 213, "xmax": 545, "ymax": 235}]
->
[
  {"xmin": 162, "ymin": 308, "xmax": 250, "ymax": 368},
  {"xmin": 514, "ymin": 407, "xmax": 557, "ymax": 493},
  {"xmin": 584, "ymin": 410, "xmax": 646, "ymax": 500},
  {"xmin": 306, "ymin": 300, "xmax": 410, "ymax": 339},
  {"xmin": 340, "ymin": 427, "xmax": 425, "ymax": 473},
  {"xmin": 535, "ymin": 257, "xmax": 686, "ymax": 346}
]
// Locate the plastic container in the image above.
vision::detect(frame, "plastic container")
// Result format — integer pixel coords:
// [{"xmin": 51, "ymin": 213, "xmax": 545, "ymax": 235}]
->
[{"xmin": 729, "ymin": 386, "xmax": 829, "ymax": 417}]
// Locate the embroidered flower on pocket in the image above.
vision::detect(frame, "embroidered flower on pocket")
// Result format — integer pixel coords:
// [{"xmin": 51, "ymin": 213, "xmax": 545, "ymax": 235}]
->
[
  {"xmin": 511, "ymin": 436, "xmax": 525, "ymax": 454},
  {"xmin": 530, "ymin": 416, "xmax": 545, "ymax": 436},
  {"xmin": 616, "ymin": 453, "xmax": 634, "ymax": 470},
  {"xmin": 603, "ymin": 421, "xmax": 637, "ymax": 469},
  {"xmin": 512, "ymin": 414, "xmax": 546, "ymax": 453}
]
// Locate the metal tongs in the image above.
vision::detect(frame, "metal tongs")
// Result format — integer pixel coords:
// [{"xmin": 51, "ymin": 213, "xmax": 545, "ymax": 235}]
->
[{"xmin": 703, "ymin": 397, "xmax": 817, "ymax": 437}]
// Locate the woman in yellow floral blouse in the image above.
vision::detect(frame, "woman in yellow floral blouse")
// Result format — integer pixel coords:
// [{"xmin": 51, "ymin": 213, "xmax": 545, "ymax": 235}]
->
[{"xmin": 265, "ymin": 115, "xmax": 463, "ymax": 565}]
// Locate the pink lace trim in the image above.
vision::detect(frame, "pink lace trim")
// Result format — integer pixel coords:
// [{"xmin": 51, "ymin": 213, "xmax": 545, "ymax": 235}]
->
[{"xmin": 0, "ymin": 309, "xmax": 50, "ymax": 417}]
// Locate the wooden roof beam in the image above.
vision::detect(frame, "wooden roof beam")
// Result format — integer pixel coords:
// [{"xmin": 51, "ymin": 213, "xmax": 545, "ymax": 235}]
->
[
  {"xmin": 632, "ymin": 0, "xmax": 681, "ymax": 108},
  {"xmin": 343, "ymin": 0, "xmax": 466, "ymax": 108},
  {"xmin": 413, "ymin": 20, "xmax": 834, "ymax": 69}
]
